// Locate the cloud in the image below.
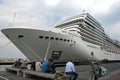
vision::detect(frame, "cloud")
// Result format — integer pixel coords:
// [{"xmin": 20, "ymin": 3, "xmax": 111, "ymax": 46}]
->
[
  {"xmin": 105, "ymin": 22, "xmax": 120, "ymax": 40},
  {"xmin": 94, "ymin": 0, "xmax": 120, "ymax": 25},
  {"xmin": 0, "ymin": 0, "xmax": 49, "ymax": 28},
  {"xmin": 1, "ymin": 0, "xmax": 119, "ymax": 28},
  {"xmin": 44, "ymin": 0, "xmax": 60, "ymax": 7}
]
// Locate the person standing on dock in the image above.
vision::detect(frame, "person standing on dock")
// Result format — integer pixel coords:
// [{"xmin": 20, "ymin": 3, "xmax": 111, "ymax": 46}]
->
[
  {"xmin": 90, "ymin": 61, "xmax": 100, "ymax": 80},
  {"xmin": 90, "ymin": 61, "xmax": 96, "ymax": 80},
  {"xmin": 95, "ymin": 62, "xmax": 102, "ymax": 78},
  {"xmin": 65, "ymin": 59, "xmax": 78, "ymax": 80}
]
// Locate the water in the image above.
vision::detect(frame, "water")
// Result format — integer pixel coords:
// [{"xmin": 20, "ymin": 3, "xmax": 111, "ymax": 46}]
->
[{"xmin": 0, "ymin": 65, "xmax": 11, "ymax": 71}]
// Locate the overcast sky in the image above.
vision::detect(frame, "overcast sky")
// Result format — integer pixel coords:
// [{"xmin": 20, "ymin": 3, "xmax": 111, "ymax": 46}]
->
[{"xmin": 0, "ymin": 0, "xmax": 120, "ymax": 58}]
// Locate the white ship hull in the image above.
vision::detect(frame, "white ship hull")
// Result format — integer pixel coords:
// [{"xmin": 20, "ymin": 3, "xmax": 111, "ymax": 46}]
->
[{"xmin": 2, "ymin": 27, "xmax": 120, "ymax": 62}]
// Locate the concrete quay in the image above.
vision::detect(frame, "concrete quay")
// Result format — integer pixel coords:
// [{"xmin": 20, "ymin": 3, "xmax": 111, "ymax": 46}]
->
[
  {"xmin": 105, "ymin": 73, "xmax": 120, "ymax": 80},
  {"xmin": 0, "ymin": 62, "xmax": 120, "ymax": 80},
  {"xmin": 100, "ymin": 70, "xmax": 120, "ymax": 80}
]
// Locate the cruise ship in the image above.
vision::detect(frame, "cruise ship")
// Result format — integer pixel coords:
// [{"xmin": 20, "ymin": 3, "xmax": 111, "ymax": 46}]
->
[{"xmin": 1, "ymin": 13, "xmax": 120, "ymax": 63}]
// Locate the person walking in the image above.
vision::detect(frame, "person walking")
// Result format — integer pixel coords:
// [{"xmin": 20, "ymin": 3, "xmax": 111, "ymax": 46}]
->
[
  {"xmin": 90, "ymin": 61, "xmax": 101, "ymax": 80},
  {"xmin": 90, "ymin": 61, "xmax": 96, "ymax": 80},
  {"xmin": 65, "ymin": 59, "xmax": 78, "ymax": 80}
]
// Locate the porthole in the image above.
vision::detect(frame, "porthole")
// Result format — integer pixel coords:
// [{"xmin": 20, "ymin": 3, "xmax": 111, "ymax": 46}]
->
[
  {"xmin": 60, "ymin": 38, "xmax": 63, "ymax": 41},
  {"xmin": 45, "ymin": 37, "xmax": 49, "ymax": 39},
  {"xmin": 51, "ymin": 37, "xmax": 54, "ymax": 40},
  {"xmin": 39, "ymin": 36, "xmax": 43, "ymax": 39},
  {"xmin": 74, "ymin": 41, "xmax": 76, "ymax": 43},
  {"xmin": 64, "ymin": 39, "xmax": 66, "ymax": 41},
  {"xmin": 55, "ymin": 38, "xmax": 59, "ymax": 40},
  {"xmin": 67, "ymin": 40, "xmax": 70, "ymax": 42},
  {"xmin": 18, "ymin": 35, "xmax": 24, "ymax": 38}
]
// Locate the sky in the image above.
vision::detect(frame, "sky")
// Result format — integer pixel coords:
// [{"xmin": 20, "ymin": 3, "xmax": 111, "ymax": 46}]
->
[{"xmin": 0, "ymin": 0, "xmax": 120, "ymax": 58}]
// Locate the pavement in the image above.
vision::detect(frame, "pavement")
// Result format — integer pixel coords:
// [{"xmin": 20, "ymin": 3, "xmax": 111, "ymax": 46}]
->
[
  {"xmin": 100, "ymin": 70, "xmax": 120, "ymax": 80},
  {"xmin": 105, "ymin": 73, "xmax": 120, "ymax": 80},
  {"xmin": 0, "ymin": 62, "xmax": 120, "ymax": 80},
  {"xmin": 0, "ymin": 70, "xmax": 120, "ymax": 80}
]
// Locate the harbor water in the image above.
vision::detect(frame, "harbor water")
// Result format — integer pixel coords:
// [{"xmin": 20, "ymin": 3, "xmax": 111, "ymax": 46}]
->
[{"xmin": 0, "ymin": 65, "xmax": 11, "ymax": 71}]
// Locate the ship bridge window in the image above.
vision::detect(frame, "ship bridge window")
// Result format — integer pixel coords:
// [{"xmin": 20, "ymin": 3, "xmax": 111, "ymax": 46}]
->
[
  {"xmin": 18, "ymin": 35, "xmax": 24, "ymax": 38},
  {"xmin": 39, "ymin": 36, "xmax": 43, "ymax": 39}
]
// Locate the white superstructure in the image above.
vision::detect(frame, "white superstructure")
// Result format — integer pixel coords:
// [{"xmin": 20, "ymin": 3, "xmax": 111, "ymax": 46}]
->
[{"xmin": 1, "ymin": 13, "xmax": 120, "ymax": 63}]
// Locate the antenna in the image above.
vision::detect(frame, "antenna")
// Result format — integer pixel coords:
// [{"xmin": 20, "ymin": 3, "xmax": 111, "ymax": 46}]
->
[
  {"xmin": 82, "ymin": 9, "xmax": 85, "ymax": 13},
  {"xmin": 12, "ymin": 12, "xmax": 16, "ymax": 27},
  {"xmin": 8, "ymin": 12, "xmax": 16, "ymax": 27}
]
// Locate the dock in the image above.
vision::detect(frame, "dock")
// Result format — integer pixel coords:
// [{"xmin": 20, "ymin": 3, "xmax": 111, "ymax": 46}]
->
[
  {"xmin": 0, "ymin": 62, "xmax": 120, "ymax": 80},
  {"xmin": 5, "ymin": 67, "xmax": 74, "ymax": 80}
]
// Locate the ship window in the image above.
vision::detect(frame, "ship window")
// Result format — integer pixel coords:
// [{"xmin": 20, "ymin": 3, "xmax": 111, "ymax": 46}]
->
[
  {"xmin": 39, "ymin": 36, "xmax": 43, "ymax": 39},
  {"xmin": 91, "ymin": 52, "xmax": 94, "ymax": 56},
  {"xmin": 55, "ymin": 38, "xmax": 59, "ymax": 40},
  {"xmin": 81, "ymin": 19, "xmax": 83, "ymax": 22},
  {"xmin": 18, "ymin": 35, "xmax": 24, "ymax": 38},
  {"xmin": 67, "ymin": 40, "xmax": 70, "ymax": 42},
  {"xmin": 50, "ymin": 37, "xmax": 54, "ymax": 40},
  {"xmin": 74, "ymin": 41, "xmax": 76, "ymax": 43},
  {"xmin": 79, "ymin": 19, "xmax": 81, "ymax": 22},
  {"xmin": 45, "ymin": 37, "xmax": 49, "ymax": 39},
  {"xmin": 60, "ymin": 38, "xmax": 63, "ymax": 41},
  {"xmin": 64, "ymin": 39, "xmax": 66, "ymax": 41}
]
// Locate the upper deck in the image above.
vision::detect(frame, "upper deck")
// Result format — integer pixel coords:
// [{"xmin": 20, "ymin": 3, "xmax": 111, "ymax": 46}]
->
[{"xmin": 55, "ymin": 13, "xmax": 120, "ymax": 54}]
